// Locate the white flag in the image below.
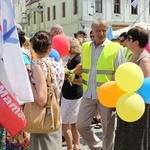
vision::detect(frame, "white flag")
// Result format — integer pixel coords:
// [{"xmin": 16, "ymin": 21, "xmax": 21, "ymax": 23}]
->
[
  {"xmin": 0, "ymin": 0, "xmax": 34, "ymax": 105},
  {"xmin": 131, "ymin": 0, "xmax": 140, "ymax": 8}
]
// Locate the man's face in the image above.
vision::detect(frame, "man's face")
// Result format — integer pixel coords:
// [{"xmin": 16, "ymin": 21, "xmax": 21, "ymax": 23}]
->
[
  {"xmin": 50, "ymin": 29, "xmax": 58, "ymax": 38},
  {"xmin": 92, "ymin": 24, "xmax": 108, "ymax": 44},
  {"xmin": 90, "ymin": 34, "xmax": 94, "ymax": 41},
  {"xmin": 77, "ymin": 33, "xmax": 85, "ymax": 39}
]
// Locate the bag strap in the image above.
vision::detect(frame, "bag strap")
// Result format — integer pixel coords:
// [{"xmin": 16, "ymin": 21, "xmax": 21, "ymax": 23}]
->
[
  {"xmin": 39, "ymin": 59, "xmax": 58, "ymax": 115},
  {"xmin": 40, "ymin": 59, "xmax": 52, "ymax": 85}
]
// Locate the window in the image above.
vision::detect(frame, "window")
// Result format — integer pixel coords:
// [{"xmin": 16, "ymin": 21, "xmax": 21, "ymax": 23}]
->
[
  {"xmin": 53, "ymin": 5, "xmax": 56, "ymax": 20},
  {"xmin": 47, "ymin": 7, "xmax": 50, "ymax": 21},
  {"xmin": 27, "ymin": 14, "xmax": 30, "ymax": 26},
  {"xmin": 33, "ymin": 11, "xmax": 36, "ymax": 24},
  {"xmin": 62, "ymin": 2, "xmax": 66, "ymax": 17},
  {"xmin": 95, "ymin": 0, "xmax": 103, "ymax": 13},
  {"xmin": 41, "ymin": 11, "xmax": 43, "ymax": 22},
  {"xmin": 114, "ymin": 0, "xmax": 120, "ymax": 14},
  {"xmin": 131, "ymin": 0, "xmax": 138, "ymax": 15},
  {"xmin": 73, "ymin": 0, "xmax": 78, "ymax": 15}
]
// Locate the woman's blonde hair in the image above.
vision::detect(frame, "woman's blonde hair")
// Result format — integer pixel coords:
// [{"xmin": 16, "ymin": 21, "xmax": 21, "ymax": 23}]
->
[
  {"xmin": 69, "ymin": 37, "xmax": 82, "ymax": 54},
  {"xmin": 23, "ymin": 36, "xmax": 31, "ymax": 50}
]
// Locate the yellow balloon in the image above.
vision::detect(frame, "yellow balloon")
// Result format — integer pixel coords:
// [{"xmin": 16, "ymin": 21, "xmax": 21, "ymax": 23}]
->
[
  {"xmin": 116, "ymin": 92, "xmax": 145, "ymax": 122},
  {"xmin": 115, "ymin": 62, "xmax": 144, "ymax": 92}
]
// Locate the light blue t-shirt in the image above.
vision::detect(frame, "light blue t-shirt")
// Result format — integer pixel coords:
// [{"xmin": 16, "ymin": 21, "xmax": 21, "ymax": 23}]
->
[{"xmin": 22, "ymin": 53, "xmax": 31, "ymax": 66}]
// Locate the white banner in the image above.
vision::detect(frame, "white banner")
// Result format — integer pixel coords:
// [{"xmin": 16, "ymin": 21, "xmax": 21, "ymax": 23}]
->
[
  {"xmin": 0, "ymin": 0, "xmax": 34, "ymax": 105},
  {"xmin": 131, "ymin": 0, "xmax": 140, "ymax": 8}
]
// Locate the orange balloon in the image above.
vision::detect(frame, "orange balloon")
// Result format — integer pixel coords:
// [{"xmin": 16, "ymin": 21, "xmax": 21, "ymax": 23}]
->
[{"xmin": 98, "ymin": 81, "xmax": 126, "ymax": 108}]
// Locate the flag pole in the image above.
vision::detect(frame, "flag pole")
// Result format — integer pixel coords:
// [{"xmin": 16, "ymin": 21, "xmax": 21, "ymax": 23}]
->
[{"xmin": 130, "ymin": 2, "xmax": 149, "ymax": 28}]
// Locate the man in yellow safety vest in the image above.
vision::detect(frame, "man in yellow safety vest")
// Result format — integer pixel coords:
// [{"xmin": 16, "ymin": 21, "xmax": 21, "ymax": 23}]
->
[{"xmin": 74, "ymin": 18, "xmax": 125, "ymax": 150}]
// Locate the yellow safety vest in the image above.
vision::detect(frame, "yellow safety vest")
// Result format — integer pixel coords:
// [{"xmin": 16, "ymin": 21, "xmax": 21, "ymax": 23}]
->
[
  {"xmin": 123, "ymin": 47, "xmax": 132, "ymax": 61},
  {"xmin": 82, "ymin": 41, "xmax": 120, "ymax": 92}
]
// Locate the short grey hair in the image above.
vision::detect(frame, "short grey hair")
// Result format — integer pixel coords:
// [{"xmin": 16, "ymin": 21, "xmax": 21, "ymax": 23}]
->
[
  {"xmin": 50, "ymin": 24, "xmax": 64, "ymax": 33},
  {"xmin": 91, "ymin": 18, "xmax": 109, "ymax": 29}
]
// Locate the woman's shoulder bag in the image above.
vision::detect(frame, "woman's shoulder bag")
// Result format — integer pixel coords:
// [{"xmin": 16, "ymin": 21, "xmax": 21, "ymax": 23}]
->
[{"xmin": 23, "ymin": 59, "xmax": 60, "ymax": 133}]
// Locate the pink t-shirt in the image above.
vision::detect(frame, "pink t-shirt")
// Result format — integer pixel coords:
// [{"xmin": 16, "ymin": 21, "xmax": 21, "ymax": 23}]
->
[{"xmin": 145, "ymin": 41, "xmax": 150, "ymax": 53}]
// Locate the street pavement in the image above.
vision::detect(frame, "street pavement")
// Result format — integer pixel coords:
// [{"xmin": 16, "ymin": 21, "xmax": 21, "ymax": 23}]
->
[
  {"xmin": 62, "ymin": 124, "xmax": 103, "ymax": 150},
  {"xmin": 62, "ymin": 117, "xmax": 117, "ymax": 150}
]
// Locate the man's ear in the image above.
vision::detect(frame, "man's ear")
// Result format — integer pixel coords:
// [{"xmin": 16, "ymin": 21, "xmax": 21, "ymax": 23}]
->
[{"xmin": 56, "ymin": 29, "xmax": 60, "ymax": 34}]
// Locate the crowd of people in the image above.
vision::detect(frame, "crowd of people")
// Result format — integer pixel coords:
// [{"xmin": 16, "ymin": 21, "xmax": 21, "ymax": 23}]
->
[{"xmin": 0, "ymin": 17, "xmax": 150, "ymax": 150}]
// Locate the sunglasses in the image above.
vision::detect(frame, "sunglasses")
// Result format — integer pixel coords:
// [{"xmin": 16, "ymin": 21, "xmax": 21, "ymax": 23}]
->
[
  {"xmin": 119, "ymin": 38, "xmax": 126, "ymax": 43},
  {"xmin": 127, "ymin": 37, "xmax": 133, "ymax": 41}
]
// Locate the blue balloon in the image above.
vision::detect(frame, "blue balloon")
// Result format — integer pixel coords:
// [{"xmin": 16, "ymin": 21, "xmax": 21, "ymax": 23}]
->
[
  {"xmin": 137, "ymin": 77, "xmax": 150, "ymax": 104},
  {"xmin": 49, "ymin": 48, "xmax": 60, "ymax": 62}
]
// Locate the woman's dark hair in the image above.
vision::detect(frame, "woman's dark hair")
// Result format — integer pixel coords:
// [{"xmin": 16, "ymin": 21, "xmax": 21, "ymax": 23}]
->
[
  {"xmin": 17, "ymin": 28, "xmax": 26, "ymax": 47},
  {"xmin": 30, "ymin": 31, "xmax": 51, "ymax": 54},
  {"xmin": 127, "ymin": 26, "xmax": 149, "ymax": 48}
]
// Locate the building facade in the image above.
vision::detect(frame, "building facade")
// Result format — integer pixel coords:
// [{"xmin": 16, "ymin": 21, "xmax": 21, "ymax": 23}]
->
[{"xmin": 13, "ymin": 0, "xmax": 150, "ymax": 38}]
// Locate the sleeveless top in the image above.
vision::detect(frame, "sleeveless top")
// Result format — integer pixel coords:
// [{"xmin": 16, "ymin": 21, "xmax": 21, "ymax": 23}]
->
[
  {"xmin": 114, "ymin": 50, "xmax": 150, "ymax": 150},
  {"xmin": 31, "ymin": 57, "xmax": 65, "ymax": 100},
  {"xmin": 128, "ymin": 50, "xmax": 150, "ymax": 65}
]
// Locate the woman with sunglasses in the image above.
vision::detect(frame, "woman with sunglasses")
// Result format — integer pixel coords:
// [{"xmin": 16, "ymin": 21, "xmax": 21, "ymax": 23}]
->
[{"xmin": 114, "ymin": 26, "xmax": 150, "ymax": 150}]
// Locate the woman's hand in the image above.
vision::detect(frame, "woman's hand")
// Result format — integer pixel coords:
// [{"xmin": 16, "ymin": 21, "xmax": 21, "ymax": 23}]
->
[{"xmin": 71, "ymin": 63, "xmax": 82, "ymax": 75}]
